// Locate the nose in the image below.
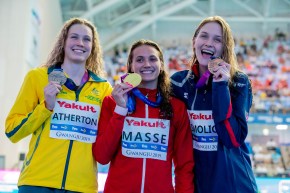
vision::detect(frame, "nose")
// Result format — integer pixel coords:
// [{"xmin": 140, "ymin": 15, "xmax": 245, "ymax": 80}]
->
[
  {"xmin": 76, "ymin": 38, "xmax": 84, "ymax": 47},
  {"xmin": 143, "ymin": 59, "xmax": 151, "ymax": 67},
  {"xmin": 205, "ymin": 38, "xmax": 214, "ymax": 47}
]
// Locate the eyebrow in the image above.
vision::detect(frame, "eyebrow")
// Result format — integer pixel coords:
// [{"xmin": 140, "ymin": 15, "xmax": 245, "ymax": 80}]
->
[
  {"xmin": 200, "ymin": 31, "xmax": 222, "ymax": 38},
  {"xmin": 69, "ymin": 33, "xmax": 92, "ymax": 38},
  {"xmin": 136, "ymin": 54, "xmax": 158, "ymax": 57},
  {"xmin": 69, "ymin": 33, "xmax": 79, "ymax": 35}
]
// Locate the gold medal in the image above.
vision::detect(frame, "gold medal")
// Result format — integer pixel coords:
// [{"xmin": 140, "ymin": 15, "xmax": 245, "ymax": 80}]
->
[
  {"xmin": 123, "ymin": 73, "xmax": 142, "ymax": 88},
  {"xmin": 48, "ymin": 70, "xmax": 67, "ymax": 85},
  {"xmin": 208, "ymin": 58, "xmax": 223, "ymax": 74}
]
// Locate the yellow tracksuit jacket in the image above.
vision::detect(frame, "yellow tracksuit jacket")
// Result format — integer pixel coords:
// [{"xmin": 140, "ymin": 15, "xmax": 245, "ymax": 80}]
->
[{"xmin": 5, "ymin": 66, "xmax": 112, "ymax": 193}]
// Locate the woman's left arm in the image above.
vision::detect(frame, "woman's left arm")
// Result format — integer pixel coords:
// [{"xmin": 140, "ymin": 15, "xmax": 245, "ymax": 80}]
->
[{"xmin": 212, "ymin": 73, "xmax": 252, "ymax": 149}]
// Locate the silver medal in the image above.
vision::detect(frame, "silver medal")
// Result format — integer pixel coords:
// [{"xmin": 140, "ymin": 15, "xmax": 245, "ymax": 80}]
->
[{"xmin": 48, "ymin": 70, "xmax": 67, "ymax": 85}]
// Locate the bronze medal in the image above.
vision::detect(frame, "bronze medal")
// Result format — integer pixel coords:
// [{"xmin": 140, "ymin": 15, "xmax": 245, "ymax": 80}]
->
[
  {"xmin": 48, "ymin": 70, "xmax": 67, "ymax": 85},
  {"xmin": 208, "ymin": 58, "xmax": 224, "ymax": 74}
]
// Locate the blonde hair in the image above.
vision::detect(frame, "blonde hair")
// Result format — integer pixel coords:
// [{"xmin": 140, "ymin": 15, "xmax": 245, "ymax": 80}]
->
[
  {"xmin": 190, "ymin": 16, "xmax": 240, "ymax": 83},
  {"xmin": 127, "ymin": 39, "xmax": 173, "ymax": 119},
  {"xmin": 43, "ymin": 18, "xmax": 105, "ymax": 77}
]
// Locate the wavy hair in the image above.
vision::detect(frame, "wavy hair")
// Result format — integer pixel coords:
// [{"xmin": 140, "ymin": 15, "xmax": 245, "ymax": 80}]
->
[
  {"xmin": 42, "ymin": 17, "xmax": 105, "ymax": 77},
  {"xmin": 189, "ymin": 16, "xmax": 240, "ymax": 84},
  {"xmin": 126, "ymin": 39, "xmax": 173, "ymax": 119}
]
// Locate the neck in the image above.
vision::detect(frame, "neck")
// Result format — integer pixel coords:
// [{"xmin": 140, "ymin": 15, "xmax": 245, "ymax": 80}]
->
[
  {"xmin": 199, "ymin": 65, "xmax": 208, "ymax": 76},
  {"xmin": 61, "ymin": 62, "xmax": 86, "ymax": 85},
  {"xmin": 138, "ymin": 81, "xmax": 158, "ymax": 90}
]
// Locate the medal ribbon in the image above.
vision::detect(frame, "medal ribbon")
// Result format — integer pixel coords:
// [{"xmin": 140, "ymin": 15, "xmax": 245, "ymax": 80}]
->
[
  {"xmin": 63, "ymin": 70, "xmax": 88, "ymax": 91},
  {"xmin": 127, "ymin": 88, "xmax": 163, "ymax": 113},
  {"xmin": 80, "ymin": 70, "xmax": 89, "ymax": 86},
  {"xmin": 196, "ymin": 56, "xmax": 217, "ymax": 88},
  {"xmin": 195, "ymin": 70, "xmax": 211, "ymax": 88}
]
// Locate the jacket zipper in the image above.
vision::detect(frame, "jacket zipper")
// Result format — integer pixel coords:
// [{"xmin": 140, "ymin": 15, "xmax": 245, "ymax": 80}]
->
[
  {"xmin": 61, "ymin": 87, "xmax": 82, "ymax": 189},
  {"xmin": 140, "ymin": 98, "xmax": 149, "ymax": 193},
  {"xmin": 191, "ymin": 88, "xmax": 198, "ymax": 110},
  {"xmin": 203, "ymin": 89, "xmax": 207, "ymax": 102}
]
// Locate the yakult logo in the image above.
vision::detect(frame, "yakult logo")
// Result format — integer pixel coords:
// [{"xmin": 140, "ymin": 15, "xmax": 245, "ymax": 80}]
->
[
  {"xmin": 189, "ymin": 112, "xmax": 213, "ymax": 120},
  {"xmin": 126, "ymin": 119, "xmax": 166, "ymax": 129},
  {"xmin": 57, "ymin": 101, "xmax": 97, "ymax": 113}
]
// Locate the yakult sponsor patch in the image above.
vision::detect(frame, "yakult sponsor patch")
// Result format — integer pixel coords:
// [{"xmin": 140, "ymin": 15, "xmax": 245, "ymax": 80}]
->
[
  {"xmin": 188, "ymin": 110, "xmax": 218, "ymax": 151},
  {"xmin": 50, "ymin": 99, "xmax": 100, "ymax": 143},
  {"xmin": 122, "ymin": 117, "xmax": 170, "ymax": 161}
]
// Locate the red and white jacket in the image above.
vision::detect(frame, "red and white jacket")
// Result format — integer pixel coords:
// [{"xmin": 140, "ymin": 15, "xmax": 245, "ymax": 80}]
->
[{"xmin": 93, "ymin": 88, "xmax": 194, "ymax": 193}]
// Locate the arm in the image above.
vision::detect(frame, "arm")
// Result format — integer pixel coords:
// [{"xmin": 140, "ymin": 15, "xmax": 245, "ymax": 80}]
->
[
  {"xmin": 212, "ymin": 73, "xmax": 252, "ymax": 148},
  {"xmin": 5, "ymin": 70, "xmax": 52, "ymax": 143},
  {"xmin": 92, "ymin": 96, "xmax": 127, "ymax": 164},
  {"xmin": 173, "ymin": 99, "xmax": 195, "ymax": 193}
]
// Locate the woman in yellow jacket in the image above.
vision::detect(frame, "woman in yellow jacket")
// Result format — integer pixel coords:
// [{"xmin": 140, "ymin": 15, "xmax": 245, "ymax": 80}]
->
[{"xmin": 5, "ymin": 18, "xmax": 112, "ymax": 193}]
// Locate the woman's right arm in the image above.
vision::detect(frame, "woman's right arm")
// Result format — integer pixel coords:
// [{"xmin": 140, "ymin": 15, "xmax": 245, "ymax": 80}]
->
[
  {"xmin": 5, "ymin": 70, "xmax": 53, "ymax": 143},
  {"xmin": 92, "ymin": 96, "xmax": 127, "ymax": 164}
]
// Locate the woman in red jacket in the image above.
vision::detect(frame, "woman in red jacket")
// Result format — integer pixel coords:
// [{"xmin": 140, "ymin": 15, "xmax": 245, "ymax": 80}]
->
[{"xmin": 93, "ymin": 39, "xmax": 194, "ymax": 193}]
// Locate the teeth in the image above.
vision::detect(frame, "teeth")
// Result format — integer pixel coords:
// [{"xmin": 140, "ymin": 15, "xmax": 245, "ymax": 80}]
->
[
  {"xmin": 141, "ymin": 71, "xmax": 152, "ymax": 74},
  {"xmin": 202, "ymin": 49, "xmax": 214, "ymax": 55},
  {"xmin": 73, "ymin": 49, "xmax": 84, "ymax": 53}
]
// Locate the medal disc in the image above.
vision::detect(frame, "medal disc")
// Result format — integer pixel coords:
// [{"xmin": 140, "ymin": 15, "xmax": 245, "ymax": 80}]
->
[
  {"xmin": 48, "ymin": 70, "xmax": 67, "ymax": 85},
  {"xmin": 208, "ymin": 58, "xmax": 223, "ymax": 74},
  {"xmin": 123, "ymin": 73, "xmax": 142, "ymax": 88}
]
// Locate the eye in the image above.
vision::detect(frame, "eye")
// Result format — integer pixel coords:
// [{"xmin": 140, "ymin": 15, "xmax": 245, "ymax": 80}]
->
[
  {"xmin": 215, "ymin": 38, "xmax": 222, "ymax": 43},
  {"xmin": 83, "ymin": 36, "xmax": 92, "ymax": 42},
  {"xmin": 136, "ymin": 57, "xmax": 144, "ymax": 63},
  {"xmin": 70, "ymin": 35, "xmax": 78, "ymax": 39},
  {"xmin": 149, "ymin": 56, "xmax": 158, "ymax": 62},
  {"xmin": 200, "ymin": 33, "xmax": 208, "ymax": 39}
]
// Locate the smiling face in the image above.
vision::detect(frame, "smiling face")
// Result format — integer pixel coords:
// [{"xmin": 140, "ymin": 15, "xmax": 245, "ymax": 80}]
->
[
  {"xmin": 129, "ymin": 45, "xmax": 162, "ymax": 89},
  {"xmin": 193, "ymin": 22, "xmax": 223, "ymax": 69},
  {"xmin": 64, "ymin": 24, "xmax": 93, "ymax": 65}
]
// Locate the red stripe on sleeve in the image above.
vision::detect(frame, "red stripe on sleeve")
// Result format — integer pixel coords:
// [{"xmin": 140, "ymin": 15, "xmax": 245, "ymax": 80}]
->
[{"xmin": 224, "ymin": 101, "xmax": 240, "ymax": 147}]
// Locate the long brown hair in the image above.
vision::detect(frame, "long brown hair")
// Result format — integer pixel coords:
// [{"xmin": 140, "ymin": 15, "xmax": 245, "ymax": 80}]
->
[
  {"xmin": 127, "ymin": 39, "xmax": 173, "ymax": 119},
  {"xmin": 190, "ymin": 16, "xmax": 240, "ymax": 84},
  {"xmin": 43, "ymin": 18, "xmax": 105, "ymax": 77}
]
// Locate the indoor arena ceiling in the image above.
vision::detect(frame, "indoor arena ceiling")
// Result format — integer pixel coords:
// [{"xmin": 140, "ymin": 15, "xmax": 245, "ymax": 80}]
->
[{"xmin": 59, "ymin": 0, "xmax": 290, "ymax": 51}]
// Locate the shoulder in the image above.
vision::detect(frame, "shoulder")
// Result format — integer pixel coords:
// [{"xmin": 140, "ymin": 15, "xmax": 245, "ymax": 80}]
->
[
  {"xmin": 232, "ymin": 71, "xmax": 250, "ymax": 85},
  {"xmin": 230, "ymin": 71, "xmax": 252, "ymax": 93},
  {"xmin": 170, "ymin": 70, "xmax": 191, "ymax": 88},
  {"xmin": 98, "ymin": 80, "xmax": 113, "ymax": 88},
  {"xmin": 25, "ymin": 67, "xmax": 48, "ymax": 79},
  {"xmin": 28, "ymin": 67, "xmax": 47, "ymax": 74},
  {"xmin": 232, "ymin": 72, "xmax": 253, "ymax": 110},
  {"xmin": 171, "ymin": 70, "xmax": 190, "ymax": 81},
  {"xmin": 89, "ymin": 71, "xmax": 110, "ymax": 83},
  {"xmin": 89, "ymin": 71, "xmax": 113, "ymax": 91}
]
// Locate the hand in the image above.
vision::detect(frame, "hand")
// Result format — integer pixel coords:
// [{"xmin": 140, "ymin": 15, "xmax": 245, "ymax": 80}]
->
[
  {"xmin": 44, "ymin": 81, "xmax": 62, "ymax": 110},
  {"xmin": 112, "ymin": 83, "xmax": 133, "ymax": 108},
  {"xmin": 212, "ymin": 61, "xmax": 231, "ymax": 82}
]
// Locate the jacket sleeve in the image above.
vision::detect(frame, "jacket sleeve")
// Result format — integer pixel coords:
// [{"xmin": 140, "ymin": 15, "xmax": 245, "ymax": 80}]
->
[
  {"xmin": 92, "ymin": 96, "xmax": 126, "ymax": 164},
  {"xmin": 5, "ymin": 70, "xmax": 52, "ymax": 143},
  {"xmin": 172, "ymin": 99, "xmax": 195, "ymax": 193},
  {"xmin": 212, "ymin": 73, "xmax": 252, "ymax": 149}
]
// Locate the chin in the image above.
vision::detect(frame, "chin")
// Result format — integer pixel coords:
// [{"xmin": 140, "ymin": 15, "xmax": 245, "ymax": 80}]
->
[{"xmin": 72, "ymin": 58, "xmax": 87, "ymax": 63}]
